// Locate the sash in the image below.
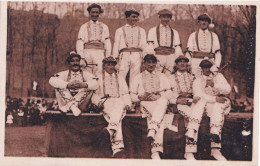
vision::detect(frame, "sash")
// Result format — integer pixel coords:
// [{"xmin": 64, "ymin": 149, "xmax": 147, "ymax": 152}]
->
[
  {"xmin": 84, "ymin": 41, "xmax": 105, "ymax": 50},
  {"xmin": 154, "ymin": 46, "xmax": 175, "ymax": 55},
  {"xmin": 192, "ymin": 51, "xmax": 215, "ymax": 59},
  {"xmin": 119, "ymin": 47, "xmax": 143, "ymax": 54}
]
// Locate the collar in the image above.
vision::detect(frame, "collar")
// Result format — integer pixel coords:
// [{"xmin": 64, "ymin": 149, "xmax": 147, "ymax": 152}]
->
[
  {"xmin": 202, "ymin": 73, "xmax": 213, "ymax": 79},
  {"xmin": 104, "ymin": 72, "xmax": 116, "ymax": 77},
  {"xmin": 71, "ymin": 70, "xmax": 81, "ymax": 75},
  {"xmin": 199, "ymin": 28, "xmax": 209, "ymax": 33},
  {"xmin": 126, "ymin": 23, "xmax": 137, "ymax": 27},
  {"xmin": 176, "ymin": 71, "xmax": 187, "ymax": 76},
  {"xmin": 160, "ymin": 23, "xmax": 170, "ymax": 28},
  {"xmin": 90, "ymin": 20, "xmax": 100, "ymax": 24},
  {"xmin": 144, "ymin": 70, "xmax": 156, "ymax": 75}
]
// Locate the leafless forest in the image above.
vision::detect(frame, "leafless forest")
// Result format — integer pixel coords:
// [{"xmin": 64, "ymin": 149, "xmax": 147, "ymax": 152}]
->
[{"xmin": 6, "ymin": 2, "xmax": 256, "ymax": 99}]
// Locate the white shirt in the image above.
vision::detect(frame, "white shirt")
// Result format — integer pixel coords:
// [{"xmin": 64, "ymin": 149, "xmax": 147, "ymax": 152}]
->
[
  {"xmin": 130, "ymin": 70, "xmax": 171, "ymax": 102},
  {"xmin": 92, "ymin": 72, "xmax": 131, "ymax": 106},
  {"xmin": 76, "ymin": 20, "xmax": 112, "ymax": 57},
  {"xmin": 113, "ymin": 24, "xmax": 147, "ymax": 58},
  {"xmin": 185, "ymin": 29, "xmax": 222, "ymax": 67},
  {"xmin": 49, "ymin": 69, "xmax": 98, "ymax": 90},
  {"xmin": 147, "ymin": 24, "xmax": 183, "ymax": 56},
  {"xmin": 193, "ymin": 73, "xmax": 231, "ymax": 103}
]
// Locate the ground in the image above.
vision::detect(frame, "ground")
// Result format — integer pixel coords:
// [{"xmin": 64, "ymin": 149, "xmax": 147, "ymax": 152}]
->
[{"xmin": 5, "ymin": 125, "xmax": 46, "ymax": 157}]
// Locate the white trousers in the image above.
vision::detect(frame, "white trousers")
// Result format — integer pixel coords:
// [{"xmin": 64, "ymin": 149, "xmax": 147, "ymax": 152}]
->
[
  {"xmin": 140, "ymin": 97, "xmax": 168, "ymax": 153},
  {"xmin": 155, "ymin": 54, "xmax": 177, "ymax": 76},
  {"xmin": 118, "ymin": 52, "xmax": 142, "ymax": 87},
  {"xmin": 102, "ymin": 98, "xmax": 126, "ymax": 154},
  {"xmin": 185, "ymin": 98, "xmax": 231, "ymax": 153},
  {"xmin": 55, "ymin": 88, "xmax": 90, "ymax": 112},
  {"xmin": 82, "ymin": 49, "xmax": 105, "ymax": 76}
]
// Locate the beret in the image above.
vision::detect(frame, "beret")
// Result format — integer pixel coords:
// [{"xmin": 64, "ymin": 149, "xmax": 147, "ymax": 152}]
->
[
  {"xmin": 125, "ymin": 9, "xmax": 140, "ymax": 17},
  {"xmin": 158, "ymin": 9, "xmax": 172, "ymax": 16},
  {"xmin": 144, "ymin": 54, "xmax": 157, "ymax": 62},
  {"xmin": 102, "ymin": 56, "xmax": 117, "ymax": 65},
  {"xmin": 175, "ymin": 55, "xmax": 189, "ymax": 63},
  {"xmin": 199, "ymin": 58, "xmax": 213, "ymax": 68},
  {"xmin": 198, "ymin": 14, "xmax": 211, "ymax": 23}
]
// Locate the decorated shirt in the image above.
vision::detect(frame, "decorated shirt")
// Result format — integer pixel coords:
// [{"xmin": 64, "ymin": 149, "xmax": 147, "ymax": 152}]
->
[
  {"xmin": 168, "ymin": 71, "xmax": 194, "ymax": 104},
  {"xmin": 193, "ymin": 73, "xmax": 231, "ymax": 103},
  {"xmin": 130, "ymin": 70, "xmax": 171, "ymax": 102},
  {"xmin": 76, "ymin": 20, "xmax": 112, "ymax": 57},
  {"xmin": 113, "ymin": 24, "xmax": 147, "ymax": 58}
]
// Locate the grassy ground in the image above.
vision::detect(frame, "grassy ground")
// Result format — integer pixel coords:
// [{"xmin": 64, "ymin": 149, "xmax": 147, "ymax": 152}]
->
[{"xmin": 5, "ymin": 125, "xmax": 46, "ymax": 157}]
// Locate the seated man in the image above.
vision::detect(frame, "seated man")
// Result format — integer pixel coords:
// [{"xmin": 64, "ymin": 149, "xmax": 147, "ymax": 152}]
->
[
  {"xmin": 49, "ymin": 51, "xmax": 98, "ymax": 116},
  {"xmin": 185, "ymin": 58, "xmax": 231, "ymax": 160},
  {"xmin": 92, "ymin": 57, "xmax": 131, "ymax": 157},
  {"xmin": 168, "ymin": 55, "xmax": 200, "ymax": 160},
  {"xmin": 130, "ymin": 54, "xmax": 171, "ymax": 159}
]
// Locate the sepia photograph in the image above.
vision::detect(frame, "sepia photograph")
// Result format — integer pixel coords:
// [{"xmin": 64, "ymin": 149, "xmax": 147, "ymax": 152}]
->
[{"xmin": 1, "ymin": 0, "xmax": 258, "ymax": 165}]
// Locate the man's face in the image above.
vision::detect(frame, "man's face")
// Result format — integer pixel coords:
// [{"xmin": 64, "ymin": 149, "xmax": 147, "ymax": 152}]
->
[
  {"xmin": 159, "ymin": 15, "xmax": 171, "ymax": 26},
  {"xmin": 126, "ymin": 13, "xmax": 139, "ymax": 26},
  {"xmin": 176, "ymin": 60, "xmax": 188, "ymax": 72},
  {"xmin": 144, "ymin": 60, "xmax": 157, "ymax": 73},
  {"xmin": 69, "ymin": 57, "xmax": 81, "ymax": 72},
  {"xmin": 104, "ymin": 62, "xmax": 116, "ymax": 74},
  {"xmin": 89, "ymin": 8, "xmax": 100, "ymax": 22},
  {"xmin": 199, "ymin": 20, "xmax": 209, "ymax": 31},
  {"xmin": 202, "ymin": 67, "xmax": 211, "ymax": 76}
]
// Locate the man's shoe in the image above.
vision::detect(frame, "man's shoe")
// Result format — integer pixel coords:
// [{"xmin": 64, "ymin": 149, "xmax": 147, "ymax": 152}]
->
[
  {"xmin": 70, "ymin": 104, "xmax": 81, "ymax": 116},
  {"xmin": 210, "ymin": 134, "xmax": 221, "ymax": 143},
  {"xmin": 184, "ymin": 152, "xmax": 196, "ymax": 160},
  {"xmin": 185, "ymin": 129, "xmax": 195, "ymax": 142},
  {"xmin": 113, "ymin": 149, "xmax": 126, "ymax": 158},
  {"xmin": 151, "ymin": 152, "xmax": 161, "ymax": 160},
  {"xmin": 211, "ymin": 149, "xmax": 227, "ymax": 161}
]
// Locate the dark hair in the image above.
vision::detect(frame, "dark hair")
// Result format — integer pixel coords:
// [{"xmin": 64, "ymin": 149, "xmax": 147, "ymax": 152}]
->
[
  {"xmin": 198, "ymin": 14, "xmax": 211, "ymax": 23},
  {"xmin": 87, "ymin": 3, "xmax": 103, "ymax": 13},
  {"xmin": 66, "ymin": 53, "xmax": 81, "ymax": 64}
]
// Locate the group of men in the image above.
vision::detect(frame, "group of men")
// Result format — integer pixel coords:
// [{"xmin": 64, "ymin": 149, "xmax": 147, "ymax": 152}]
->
[{"xmin": 49, "ymin": 3, "xmax": 231, "ymax": 160}]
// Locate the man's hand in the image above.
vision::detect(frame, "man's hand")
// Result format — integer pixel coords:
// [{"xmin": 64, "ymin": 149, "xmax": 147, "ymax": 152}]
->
[
  {"xmin": 176, "ymin": 98, "xmax": 189, "ymax": 105},
  {"xmin": 124, "ymin": 105, "xmax": 131, "ymax": 111},
  {"xmin": 77, "ymin": 82, "xmax": 88, "ymax": 89},
  {"xmin": 206, "ymin": 79, "xmax": 214, "ymax": 87},
  {"xmin": 216, "ymin": 96, "xmax": 226, "ymax": 103},
  {"xmin": 193, "ymin": 96, "xmax": 201, "ymax": 104},
  {"xmin": 67, "ymin": 81, "xmax": 80, "ymax": 89},
  {"xmin": 97, "ymin": 101, "xmax": 104, "ymax": 109},
  {"xmin": 138, "ymin": 93, "xmax": 150, "ymax": 101}
]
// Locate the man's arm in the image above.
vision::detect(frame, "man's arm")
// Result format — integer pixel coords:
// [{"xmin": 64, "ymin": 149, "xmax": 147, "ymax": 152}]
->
[
  {"xmin": 112, "ymin": 28, "xmax": 121, "ymax": 59},
  {"xmin": 213, "ymin": 33, "xmax": 222, "ymax": 68},
  {"xmin": 49, "ymin": 72, "xmax": 68, "ymax": 89},
  {"xmin": 173, "ymin": 30, "xmax": 183, "ymax": 56},
  {"xmin": 103, "ymin": 24, "xmax": 112, "ymax": 56},
  {"xmin": 76, "ymin": 24, "xmax": 86, "ymax": 57},
  {"xmin": 213, "ymin": 73, "xmax": 231, "ymax": 95}
]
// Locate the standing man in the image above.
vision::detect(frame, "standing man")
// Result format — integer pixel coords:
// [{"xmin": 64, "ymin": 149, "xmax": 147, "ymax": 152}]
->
[
  {"xmin": 113, "ymin": 9, "xmax": 147, "ymax": 87},
  {"xmin": 92, "ymin": 57, "xmax": 131, "ymax": 157},
  {"xmin": 168, "ymin": 55, "xmax": 200, "ymax": 160},
  {"xmin": 76, "ymin": 3, "xmax": 112, "ymax": 76},
  {"xmin": 147, "ymin": 9, "xmax": 183, "ymax": 76},
  {"xmin": 130, "ymin": 54, "xmax": 171, "ymax": 159},
  {"xmin": 49, "ymin": 52, "xmax": 98, "ymax": 116},
  {"xmin": 185, "ymin": 58, "xmax": 231, "ymax": 160},
  {"xmin": 185, "ymin": 13, "xmax": 222, "ymax": 77}
]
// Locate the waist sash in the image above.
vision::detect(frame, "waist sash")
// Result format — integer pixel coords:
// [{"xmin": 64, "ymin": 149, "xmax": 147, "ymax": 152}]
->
[
  {"xmin": 119, "ymin": 47, "xmax": 142, "ymax": 54},
  {"xmin": 154, "ymin": 46, "xmax": 175, "ymax": 55},
  {"xmin": 192, "ymin": 51, "xmax": 215, "ymax": 59},
  {"xmin": 84, "ymin": 41, "xmax": 105, "ymax": 50}
]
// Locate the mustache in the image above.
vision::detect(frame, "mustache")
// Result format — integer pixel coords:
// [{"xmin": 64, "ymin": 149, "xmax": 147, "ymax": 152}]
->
[{"xmin": 72, "ymin": 64, "xmax": 80, "ymax": 66}]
